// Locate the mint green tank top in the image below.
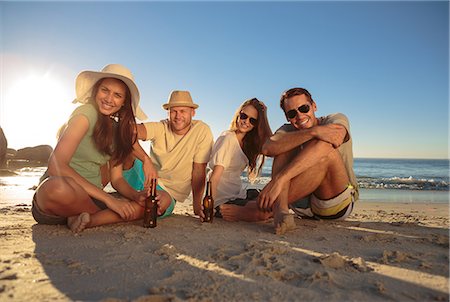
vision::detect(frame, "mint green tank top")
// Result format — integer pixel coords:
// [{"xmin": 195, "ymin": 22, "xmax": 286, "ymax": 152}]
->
[{"xmin": 68, "ymin": 104, "xmax": 110, "ymax": 188}]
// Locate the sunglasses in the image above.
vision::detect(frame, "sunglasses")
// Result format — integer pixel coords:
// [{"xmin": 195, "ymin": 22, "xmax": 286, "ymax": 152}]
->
[
  {"xmin": 285, "ymin": 104, "xmax": 311, "ymax": 119},
  {"xmin": 239, "ymin": 112, "xmax": 257, "ymax": 126}
]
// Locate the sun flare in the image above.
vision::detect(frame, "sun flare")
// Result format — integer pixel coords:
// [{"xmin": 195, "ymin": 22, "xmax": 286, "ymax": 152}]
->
[{"xmin": 2, "ymin": 72, "xmax": 75, "ymax": 150}]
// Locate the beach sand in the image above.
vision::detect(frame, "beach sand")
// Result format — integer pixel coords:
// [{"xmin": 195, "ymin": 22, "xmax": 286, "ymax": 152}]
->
[{"xmin": 0, "ymin": 185, "xmax": 448, "ymax": 301}]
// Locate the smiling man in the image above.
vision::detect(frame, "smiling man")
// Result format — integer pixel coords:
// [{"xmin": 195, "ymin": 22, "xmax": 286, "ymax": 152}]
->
[
  {"xmin": 135, "ymin": 90, "xmax": 213, "ymax": 219},
  {"xmin": 258, "ymin": 87, "xmax": 359, "ymax": 234}
]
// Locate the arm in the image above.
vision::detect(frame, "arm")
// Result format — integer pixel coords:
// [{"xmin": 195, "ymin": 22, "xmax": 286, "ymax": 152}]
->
[
  {"xmin": 110, "ymin": 162, "xmax": 147, "ymax": 207},
  {"xmin": 277, "ymin": 139, "xmax": 334, "ymax": 184},
  {"xmin": 133, "ymin": 123, "xmax": 157, "ymax": 188},
  {"xmin": 258, "ymin": 139, "xmax": 335, "ymax": 210},
  {"xmin": 209, "ymin": 165, "xmax": 224, "ymax": 202},
  {"xmin": 48, "ymin": 115, "xmax": 136, "ymax": 219},
  {"xmin": 136, "ymin": 123, "xmax": 147, "ymax": 140},
  {"xmin": 314, "ymin": 124, "xmax": 347, "ymax": 148},
  {"xmin": 191, "ymin": 162, "xmax": 207, "ymax": 217},
  {"xmin": 262, "ymin": 123, "xmax": 347, "ymax": 157},
  {"xmin": 262, "ymin": 127, "xmax": 316, "ymax": 157}
]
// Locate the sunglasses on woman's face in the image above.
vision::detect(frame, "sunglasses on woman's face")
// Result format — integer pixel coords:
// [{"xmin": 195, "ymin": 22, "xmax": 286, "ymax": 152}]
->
[
  {"xmin": 239, "ymin": 112, "xmax": 257, "ymax": 126},
  {"xmin": 285, "ymin": 104, "xmax": 311, "ymax": 119}
]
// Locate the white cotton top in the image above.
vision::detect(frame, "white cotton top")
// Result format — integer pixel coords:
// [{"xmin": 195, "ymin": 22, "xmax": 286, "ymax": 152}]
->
[{"xmin": 207, "ymin": 130, "xmax": 248, "ymax": 206}]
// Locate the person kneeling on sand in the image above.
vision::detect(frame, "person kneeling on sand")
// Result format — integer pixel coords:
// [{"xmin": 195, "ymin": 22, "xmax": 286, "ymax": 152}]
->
[{"xmin": 222, "ymin": 87, "xmax": 359, "ymax": 235}]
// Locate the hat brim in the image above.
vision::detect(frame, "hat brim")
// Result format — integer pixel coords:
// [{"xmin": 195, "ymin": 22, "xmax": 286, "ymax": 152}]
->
[
  {"xmin": 73, "ymin": 70, "xmax": 147, "ymax": 120},
  {"xmin": 162, "ymin": 103, "xmax": 199, "ymax": 110}
]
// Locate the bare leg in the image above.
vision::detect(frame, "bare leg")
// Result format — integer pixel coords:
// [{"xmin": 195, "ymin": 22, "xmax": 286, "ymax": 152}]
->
[
  {"xmin": 270, "ymin": 142, "xmax": 349, "ymax": 234},
  {"xmin": 220, "ymin": 150, "xmax": 297, "ymax": 223},
  {"xmin": 273, "ymin": 180, "xmax": 296, "ymax": 235},
  {"xmin": 220, "ymin": 201, "xmax": 271, "ymax": 222},
  {"xmin": 35, "ymin": 176, "xmax": 102, "ymax": 217},
  {"xmin": 36, "ymin": 176, "xmax": 146, "ymax": 232}
]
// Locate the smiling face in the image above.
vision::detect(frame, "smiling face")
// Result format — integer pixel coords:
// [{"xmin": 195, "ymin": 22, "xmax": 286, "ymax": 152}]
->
[
  {"xmin": 284, "ymin": 94, "xmax": 317, "ymax": 130},
  {"xmin": 168, "ymin": 106, "xmax": 195, "ymax": 135},
  {"xmin": 236, "ymin": 104, "xmax": 258, "ymax": 134},
  {"xmin": 95, "ymin": 78, "xmax": 128, "ymax": 116}
]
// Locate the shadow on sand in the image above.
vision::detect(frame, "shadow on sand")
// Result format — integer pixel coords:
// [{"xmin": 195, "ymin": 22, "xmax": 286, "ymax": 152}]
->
[{"xmin": 32, "ymin": 213, "xmax": 449, "ymax": 301}]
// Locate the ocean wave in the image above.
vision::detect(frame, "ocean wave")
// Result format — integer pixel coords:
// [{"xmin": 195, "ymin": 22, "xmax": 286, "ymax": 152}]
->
[
  {"xmin": 243, "ymin": 176, "xmax": 449, "ymax": 191},
  {"xmin": 357, "ymin": 176, "xmax": 449, "ymax": 191}
]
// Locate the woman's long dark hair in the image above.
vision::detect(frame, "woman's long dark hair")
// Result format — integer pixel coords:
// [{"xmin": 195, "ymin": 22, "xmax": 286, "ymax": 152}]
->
[
  {"xmin": 230, "ymin": 98, "xmax": 272, "ymax": 181},
  {"xmin": 91, "ymin": 78, "xmax": 137, "ymax": 166}
]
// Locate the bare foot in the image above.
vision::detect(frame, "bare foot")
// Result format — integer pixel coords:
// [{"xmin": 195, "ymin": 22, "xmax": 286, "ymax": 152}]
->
[
  {"xmin": 157, "ymin": 192, "xmax": 172, "ymax": 216},
  {"xmin": 67, "ymin": 212, "xmax": 90, "ymax": 233},
  {"xmin": 274, "ymin": 211, "xmax": 296, "ymax": 235},
  {"xmin": 220, "ymin": 204, "xmax": 240, "ymax": 221},
  {"xmin": 221, "ymin": 202, "xmax": 272, "ymax": 222}
]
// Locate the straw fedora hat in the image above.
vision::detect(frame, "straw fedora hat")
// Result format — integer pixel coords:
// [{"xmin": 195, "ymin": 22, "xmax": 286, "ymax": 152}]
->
[
  {"xmin": 162, "ymin": 90, "xmax": 199, "ymax": 110},
  {"xmin": 73, "ymin": 64, "xmax": 147, "ymax": 120}
]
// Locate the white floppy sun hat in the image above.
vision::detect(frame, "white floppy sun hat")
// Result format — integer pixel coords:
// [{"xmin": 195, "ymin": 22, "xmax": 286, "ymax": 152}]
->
[{"xmin": 73, "ymin": 64, "xmax": 147, "ymax": 120}]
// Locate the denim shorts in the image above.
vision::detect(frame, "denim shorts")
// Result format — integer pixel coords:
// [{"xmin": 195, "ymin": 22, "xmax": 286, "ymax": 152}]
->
[{"xmin": 31, "ymin": 194, "xmax": 108, "ymax": 225}]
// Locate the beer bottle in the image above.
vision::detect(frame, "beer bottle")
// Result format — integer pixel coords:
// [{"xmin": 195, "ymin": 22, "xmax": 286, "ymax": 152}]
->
[
  {"xmin": 202, "ymin": 181, "xmax": 214, "ymax": 223},
  {"xmin": 143, "ymin": 178, "xmax": 158, "ymax": 228}
]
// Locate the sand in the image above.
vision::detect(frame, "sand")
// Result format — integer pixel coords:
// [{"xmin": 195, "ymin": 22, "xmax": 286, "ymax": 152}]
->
[{"xmin": 0, "ymin": 185, "xmax": 448, "ymax": 301}]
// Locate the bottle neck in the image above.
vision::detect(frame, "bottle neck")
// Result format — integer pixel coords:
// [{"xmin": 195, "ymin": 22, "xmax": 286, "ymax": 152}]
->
[
  {"xmin": 206, "ymin": 181, "xmax": 212, "ymax": 196},
  {"xmin": 151, "ymin": 178, "xmax": 157, "ymax": 196}
]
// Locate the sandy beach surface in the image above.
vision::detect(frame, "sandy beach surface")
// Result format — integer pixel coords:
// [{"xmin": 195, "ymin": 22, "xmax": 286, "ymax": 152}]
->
[{"xmin": 0, "ymin": 184, "xmax": 449, "ymax": 301}]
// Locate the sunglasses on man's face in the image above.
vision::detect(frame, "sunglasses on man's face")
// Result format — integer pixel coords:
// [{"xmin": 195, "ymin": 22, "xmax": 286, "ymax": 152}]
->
[
  {"xmin": 239, "ymin": 112, "xmax": 257, "ymax": 126},
  {"xmin": 285, "ymin": 104, "xmax": 311, "ymax": 119}
]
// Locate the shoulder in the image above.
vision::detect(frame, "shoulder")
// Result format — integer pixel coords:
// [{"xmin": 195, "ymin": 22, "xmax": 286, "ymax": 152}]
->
[
  {"xmin": 192, "ymin": 120, "xmax": 212, "ymax": 132},
  {"xmin": 319, "ymin": 113, "xmax": 350, "ymax": 128},
  {"xmin": 70, "ymin": 104, "xmax": 98, "ymax": 124},
  {"xmin": 192, "ymin": 120, "xmax": 213, "ymax": 139},
  {"xmin": 275, "ymin": 123, "xmax": 295, "ymax": 134},
  {"xmin": 215, "ymin": 130, "xmax": 235, "ymax": 144},
  {"xmin": 72, "ymin": 103, "xmax": 97, "ymax": 116},
  {"xmin": 143, "ymin": 120, "xmax": 166, "ymax": 131}
]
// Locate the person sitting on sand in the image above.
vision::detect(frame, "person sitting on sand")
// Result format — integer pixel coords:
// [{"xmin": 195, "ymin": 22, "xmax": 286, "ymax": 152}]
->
[
  {"xmin": 32, "ymin": 64, "xmax": 166, "ymax": 233},
  {"xmin": 222, "ymin": 87, "xmax": 359, "ymax": 235},
  {"xmin": 132, "ymin": 90, "xmax": 214, "ymax": 221},
  {"xmin": 208, "ymin": 98, "xmax": 272, "ymax": 221}
]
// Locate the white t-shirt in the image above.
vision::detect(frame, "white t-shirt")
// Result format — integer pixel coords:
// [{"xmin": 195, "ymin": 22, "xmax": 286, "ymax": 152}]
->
[
  {"xmin": 144, "ymin": 119, "xmax": 213, "ymax": 202},
  {"xmin": 207, "ymin": 130, "xmax": 248, "ymax": 206}
]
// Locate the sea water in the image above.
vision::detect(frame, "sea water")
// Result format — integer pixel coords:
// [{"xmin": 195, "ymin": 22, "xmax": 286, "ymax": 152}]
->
[
  {"xmin": 245, "ymin": 158, "xmax": 449, "ymax": 203},
  {"xmin": 0, "ymin": 159, "xmax": 449, "ymax": 205}
]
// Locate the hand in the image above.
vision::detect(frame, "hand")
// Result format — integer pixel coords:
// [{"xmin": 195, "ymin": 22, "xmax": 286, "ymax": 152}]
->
[
  {"xmin": 258, "ymin": 178, "xmax": 284, "ymax": 212},
  {"xmin": 314, "ymin": 124, "xmax": 346, "ymax": 148},
  {"xmin": 142, "ymin": 157, "xmax": 158, "ymax": 188},
  {"xmin": 107, "ymin": 196, "xmax": 138, "ymax": 221},
  {"xmin": 194, "ymin": 203, "xmax": 206, "ymax": 222},
  {"xmin": 133, "ymin": 190, "xmax": 150, "ymax": 207}
]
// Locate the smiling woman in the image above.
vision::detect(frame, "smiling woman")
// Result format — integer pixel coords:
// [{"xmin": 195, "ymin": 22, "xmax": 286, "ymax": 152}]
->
[{"xmin": 2, "ymin": 72, "xmax": 74, "ymax": 150}]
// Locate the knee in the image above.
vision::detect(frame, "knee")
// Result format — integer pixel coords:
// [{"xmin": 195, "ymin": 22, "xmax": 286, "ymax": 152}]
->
[
  {"xmin": 37, "ymin": 177, "xmax": 75, "ymax": 205},
  {"xmin": 319, "ymin": 148, "xmax": 341, "ymax": 166}
]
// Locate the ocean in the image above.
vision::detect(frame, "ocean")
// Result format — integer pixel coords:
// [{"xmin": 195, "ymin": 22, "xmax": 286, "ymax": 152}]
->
[
  {"xmin": 246, "ymin": 157, "xmax": 449, "ymax": 203},
  {"xmin": 0, "ymin": 158, "xmax": 449, "ymax": 205}
]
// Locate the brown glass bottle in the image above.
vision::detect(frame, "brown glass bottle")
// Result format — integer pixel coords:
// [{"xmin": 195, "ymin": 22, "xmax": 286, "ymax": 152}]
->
[
  {"xmin": 143, "ymin": 178, "xmax": 158, "ymax": 228},
  {"xmin": 202, "ymin": 181, "xmax": 214, "ymax": 223}
]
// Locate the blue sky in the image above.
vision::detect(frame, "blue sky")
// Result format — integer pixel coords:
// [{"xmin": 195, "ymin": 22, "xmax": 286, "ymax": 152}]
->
[{"xmin": 1, "ymin": 1, "xmax": 448, "ymax": 159}]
